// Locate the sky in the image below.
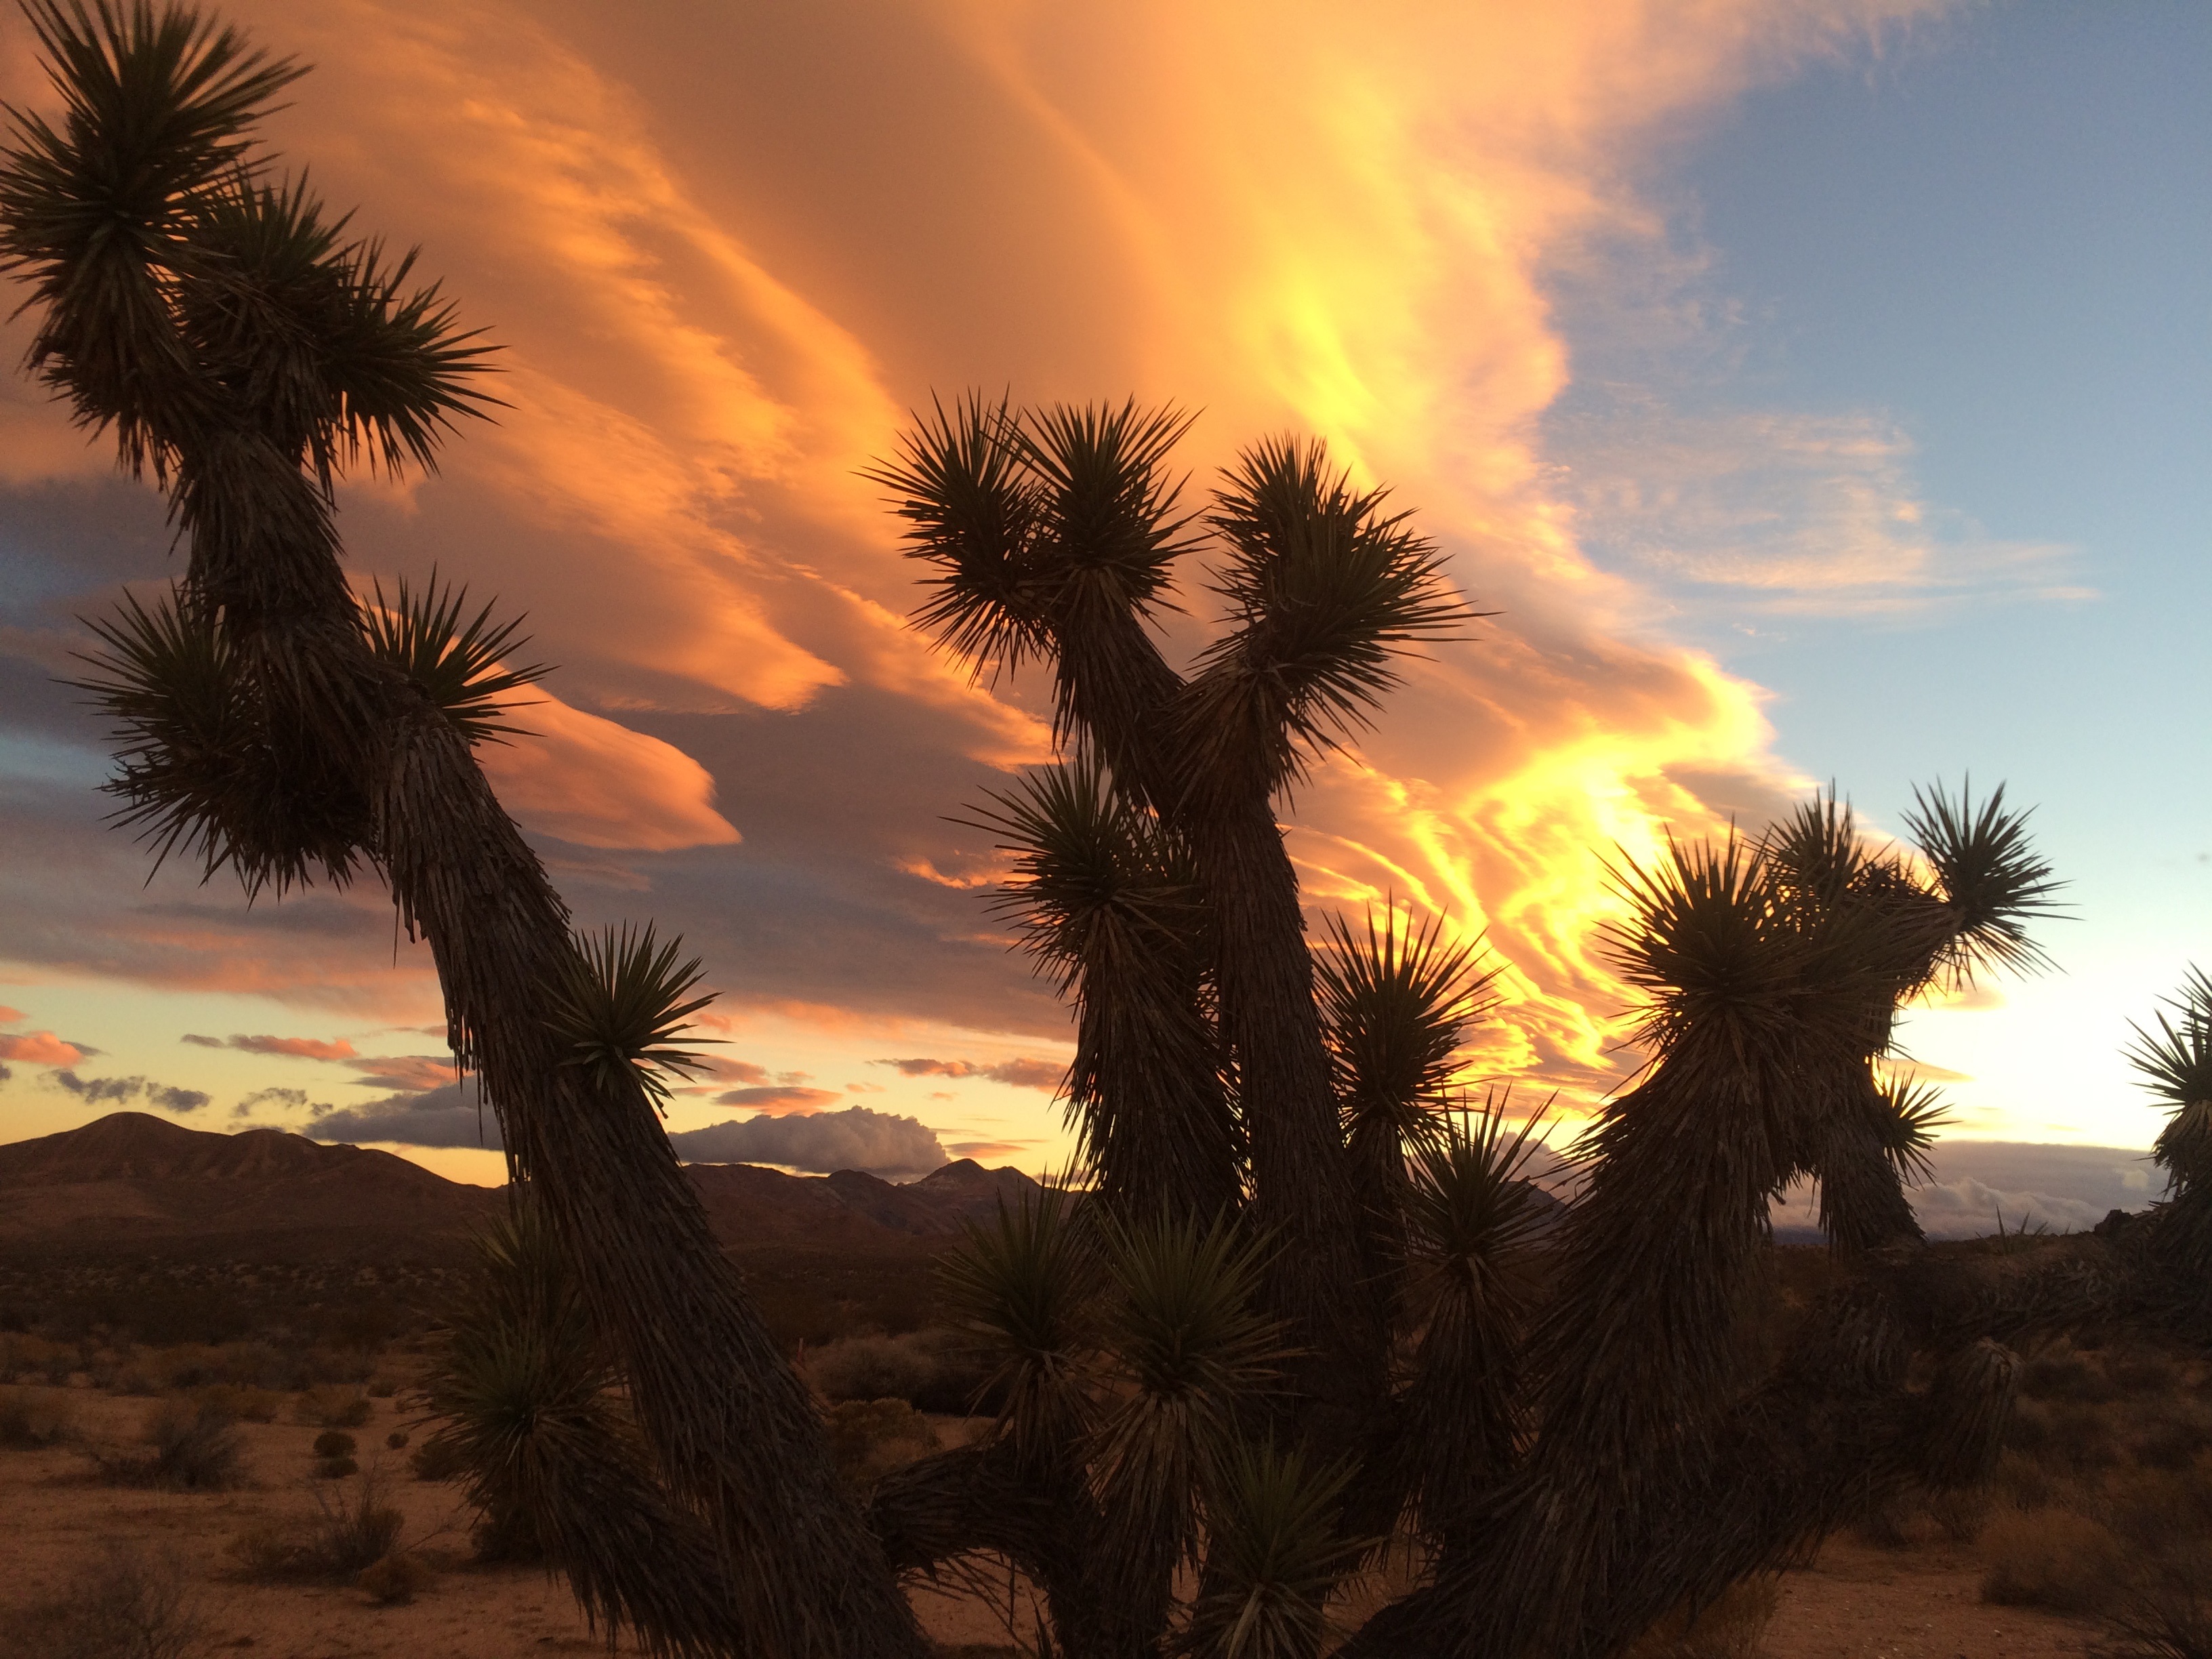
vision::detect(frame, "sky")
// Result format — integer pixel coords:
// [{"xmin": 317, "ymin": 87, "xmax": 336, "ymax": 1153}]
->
[{"xmin": 0, "ymin": 0, "xmax": 2203, "ymax": 1233}]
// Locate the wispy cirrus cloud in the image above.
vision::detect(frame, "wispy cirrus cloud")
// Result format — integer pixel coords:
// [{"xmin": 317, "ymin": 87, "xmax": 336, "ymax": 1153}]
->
[{"xmin": 1558, "ymin": 405, "xmax": 2089, "ymax": 620}]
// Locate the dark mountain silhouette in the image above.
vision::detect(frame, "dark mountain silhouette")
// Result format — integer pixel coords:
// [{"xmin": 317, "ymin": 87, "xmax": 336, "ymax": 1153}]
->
[{"xmin": 0, "ymin": 1113, "xmax": 1040, "ymax": 1264}]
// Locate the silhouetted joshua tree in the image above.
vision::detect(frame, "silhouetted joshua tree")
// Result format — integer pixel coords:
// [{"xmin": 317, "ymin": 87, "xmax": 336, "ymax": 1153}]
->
[
  {"xmin": 0, "ymin": 7, "xmax": 923, "ymax": 1656},
  {"xmin": 874, "ymin": 403, "xmax": 2064, "ymax": 1658},
  {"xmin": 6, "ymin": 9, "xmax": 2089, "ymax": 1659}
]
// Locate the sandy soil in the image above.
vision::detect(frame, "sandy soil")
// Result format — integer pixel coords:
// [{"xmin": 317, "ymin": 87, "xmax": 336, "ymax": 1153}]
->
[{"xmin": 0, "ymin": 1385, "xmax": 2102, "ymax": 1658}]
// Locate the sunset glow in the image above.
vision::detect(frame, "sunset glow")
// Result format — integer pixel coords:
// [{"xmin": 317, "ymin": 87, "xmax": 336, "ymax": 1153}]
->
[{"xmin": 2, "ymin": 1, "xmax": 2205, "ymax": 1204}]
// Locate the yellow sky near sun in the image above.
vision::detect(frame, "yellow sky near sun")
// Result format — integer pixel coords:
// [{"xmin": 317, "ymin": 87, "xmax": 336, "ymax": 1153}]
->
[{"xmin": 0, "ymin": 0, "xmax": 1975, "ymax": 1164}]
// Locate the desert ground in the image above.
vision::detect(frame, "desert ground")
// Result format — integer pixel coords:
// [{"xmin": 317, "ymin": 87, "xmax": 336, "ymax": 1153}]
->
[{"xmin": 0, "ymin": 1375, "xmax": 2127, "ymax": 1659}]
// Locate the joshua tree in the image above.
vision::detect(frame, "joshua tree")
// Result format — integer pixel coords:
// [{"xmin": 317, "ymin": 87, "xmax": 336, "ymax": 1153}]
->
[
  {"xmin": 5, "ymin": 7, "xmax": 2083, "ymax": 1659},
  {"xmin": 0, "ymin": 7, "xmax": 923, "ymax": 1656}
]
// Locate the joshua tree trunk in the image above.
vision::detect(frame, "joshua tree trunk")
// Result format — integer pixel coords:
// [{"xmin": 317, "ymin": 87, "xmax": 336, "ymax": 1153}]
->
[{"xmin": 3, "ymin": 14, "xmax": 923, "ymax": 1655}]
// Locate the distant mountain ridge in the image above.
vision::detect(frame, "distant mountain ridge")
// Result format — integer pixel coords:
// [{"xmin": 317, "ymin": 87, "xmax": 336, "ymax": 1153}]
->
[{"xmin": 0, "ymin": 1112, "xmax": 1040, "ymax": 1262}]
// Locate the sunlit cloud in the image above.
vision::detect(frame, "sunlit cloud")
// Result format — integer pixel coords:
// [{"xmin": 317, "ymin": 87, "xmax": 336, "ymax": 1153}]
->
[
  {"xmin": 477, "ymin": 688, "xmax": 741, "ymax": 851},
  {"xmin": 182, "ymin": 1033, "xmax": 361, "ymax": 1061},
  {"xmin": 670, "ymin": 1107, "xmax": 947, "ymax": 1178},
  {"xmin": 0, "ymin": 1030, "xmax": 85, "ymax": 1066},
  {"xmin": 0, "ymin": 0, "xmax": 2008, "ymax": 1160}
]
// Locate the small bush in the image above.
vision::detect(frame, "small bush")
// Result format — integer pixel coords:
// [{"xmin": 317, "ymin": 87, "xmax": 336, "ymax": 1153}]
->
[
  {"xmin": 356, "ymin": 1550, "xmax": 433, "ymax": 1605},
  {"xmin": 190, "ymin": 1382, "xmax": 281, "ymax": 1423},
  {"xmin": 384, "ymin": 1429, "xmax": 409, "ymax": 1451},
  {"xmin": 2099, "ymin": 1563, "xmax": 2212, "ymax": 1659},
  {"xmin": 1622, "ymin": 1574, "xmax": 1780, "ymax": 1659},
  {"xmin": 19, "ymin": 1542, "xmax": 200, "ymax": 1659},
  {"xmin": 92, "ymin": 1399, "xmax": 243, "ymax": 1490},
  {"xmin": 228, "ymin": 1470, "xmax": 404, "ymax": 1579},
  {"xmin": 1982, "ymin": 1507, "xmax": 2129, "ymax": 1614},
  {"xmin": 316, "ymin": 1454, "xmax": 361, "ymax": 1479},
  {"xmin": 2022, "ymin": 1344, "xmax": 2116, "ymax": 1405},
  {"xmin": 1925, "ymin": 1486, "xmax": 1990, "ymax": 1544},
  {"xmin": 824, "ymin": 1397, "xmax": 941, "ymax": 1488},
  {"xmin": 0, "ymin": 1386, "xmax": 76, "ymax": 1448},
  {"xmin": 2133, "ymin": 1410, "xmax": 2212, "ymax": 1473},
  {"xmin": 366, "ymin": 1376, "xmax": 399, "ymax": 1399},
  {"xmin": 313, "ymin": 1430, "xmax": 358, "ymax": 1459},
  {"xmin": 298, "ymin": 1386, "xmax": 372, "ymax": 1428},
  {"xmin": 2110, "ymin": 1351, "xmax": 2184, "ymax": 1398},
  {"xmin": 409, "ymin": 1435, "xmax": 466, "ymax": 1481}
]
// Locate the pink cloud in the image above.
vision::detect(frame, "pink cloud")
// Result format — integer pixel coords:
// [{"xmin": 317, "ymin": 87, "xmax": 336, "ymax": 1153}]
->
[
  {"xmin": 0, "ymin": 1006, "xmax": 21, "ymax": 1023},
  {"xmin": 475, "ymin": 688, "xmax": 741, "ymax": 853},
  {"xmin": 715, "ymin": 1085, "xmax": 843, "ymax": 1115},
  {"xmin": 346, "ymin": 1054, "xmax": 459, "ymax": 1094},
  {"xmin": 0, "ymin": 1031, "xmax": 83, "ymax": 1065},
  {"xmin": 182, "ymin": 1033, "xmax": 359, "ymax": 1061},
  {"xmin": 877, "ymin": 1057, "xmax": 1063, "ymax": 1091}
]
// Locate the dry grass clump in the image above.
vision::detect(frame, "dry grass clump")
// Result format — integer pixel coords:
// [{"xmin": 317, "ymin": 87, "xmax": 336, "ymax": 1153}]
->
[
  {"xmin": 87, "ymin": 1399, "xmax": 243, "ymax": 1491},
  {"xmin": 227, "ymin": 1468, "xmax": 405, "ymax": 1579},
  {"xmin": 0, "ymin": 1385, "xmax": 77, "ymax": 1448},
  {"xmin": 806, "ymin": 1328, "xmax": 990, "ymax": 1414},
  {"xmin": 823, "ymin": 1397, "xmax": 942, "ymax": 1488},
  {"xmin": 1982, "ymin": 1507, "xmax": 2129, "ymax": 1613},
  {"xmin": 356, "ymin": 1549, "xmax": 435, "ymax": 1605},
  {"xmin": 1620, "ymin": 1575, "xmax": 1780, "ymax": 1659},
  {"xmin": 18, "ymin": 1542, "xmax": 201, "ymax": 1659},
  {"xmin": 296, "ymin": 1385, "xmax": 373, "ymax": 1428}
]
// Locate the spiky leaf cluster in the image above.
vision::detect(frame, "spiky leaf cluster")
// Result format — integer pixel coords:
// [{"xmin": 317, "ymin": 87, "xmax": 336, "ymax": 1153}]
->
[
  {"xmin": 70, "ymin": 586, "xmax": 365, "ymax": 891},
  {"xmin": 548, "ymin": 924, "xmax": 719, "ymax": 1111},
  {"xmin": 1183, "ymin": 438, "xmax": 1469, "ymax": 802},
  {"xmin": 362, "ymin": 574, "xmax": 548, "ymax": 743},
  {"xmin": 0, "ymin": 0, "xmax": 493, "ymax": 480},
  {"xmin": 1176, "ymin": 1439, "xmax": 1366, "ymax": 1659}
]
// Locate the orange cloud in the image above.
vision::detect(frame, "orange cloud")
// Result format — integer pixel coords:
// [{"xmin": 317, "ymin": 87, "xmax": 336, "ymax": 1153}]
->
[
  {"xmin": 182, "ymin": 1033, "xmax": 360, "ymax": 1061},
  {"xmin": 0, "ymin": 0, "xmax": 1963, "ymax": 1147},
  {"xmin": 0, "ymin": 1031, "xmax": 83, "ymax": 1065},
  {"xmin": 476, "ymin": 689, "xmax": 741, "ymax": 851}
]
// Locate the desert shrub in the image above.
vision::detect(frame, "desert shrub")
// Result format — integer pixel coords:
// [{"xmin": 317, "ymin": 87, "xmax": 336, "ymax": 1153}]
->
[
  {"xmin": 2023, "ymin": 1343, "xmax": 2116, "ymax": 1405},
  {"xmin": 2045, "ymin": 1401, "xmax": 2123, "ymax": 1474},
  {"xmin": 1853, "ymin": 1496, "xmax": 1917, "ymax": 1549},
  {"xmin": 2131, "ymin": 1408, "xmax": 2212, "ymax": 1472},
  {"xmin": 300, "ymin": 1347, "xmax": 375, "ymax": 1387},
  {"xmin": 297, "ymin": 1386, "xmax": 373, "ymax": 1428},
  {"xmin": 1925, "ymin": 1486, "xmax": 1991, "ymax": 1544},
  {"xmin": 384, "ymin": 1429, "xmax": 410, "ymax": 1451},
  {"xmin": 228, "ymin": 1470, "xmax": 404, "ymax": 1579},
  {"xmin": 313, "ymin": 1430, "xmax": 359, "ymax": 1458},
  {"xmin": 18, "ymin": 1542, "xmax": 200, "ymax": 1659},
  {"xmin": 316, "ymin": 1455, "xmax": 361, "ymax": 1479},
  {"xmin": 409, "ymin": 1434, "xmax": 467, "ymax": 1481},
  {"xmin": 807, "ymin": 1328, "xmax": 991, "ymax": 1414},
  {"xmin": 357, "ymin": 1550, "xmax": 434, "ymax": 1605},
  {"xmin": 2109, "ymin": 1462, "xmax": 2212, "ymax": 1549},
  {"xmin": 1620, "ymin": 1575, "xmax": 1780, "ymax": 1659},
  {"xmin": 824, "ymin": 1397, "xmax": 941, "ymax": 1488},
  {"xmin": 1992, "ymin": 1450, "xmax": 2060, "ymax": 1511},
  {"xmin": 366, "ymin": 1376, "xmax": 399, "ymax": 1399},
  {"xmin": 0, "ymin": 1386, "xmax": 76, "ymax": 1448},
  {"xmin": 91, "ymin": 1399, "xmax": 243, "ymax": 1491},
  {"xmin": 190, "ymin": 1382, "xmax": 280, "ymax": 1424},
  {"xmin": 2110, "ymin": 1351, "xmax": 2185, "ymax": 1398},
  {"xmin": 1982, "ymin": 1507, "xmax": 2129, "ymax": 1614},
  {"xmin": 0, "ymin": 1333, "xmax": 64, "ymax": 1383},
  {"xmin": 808, "ymin": 1333, "xmax": 936, "ymax": 1405},
  {"xmin": 2099, "ymin": 1561, "xmax": 2212, "ymax": 1659}
]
